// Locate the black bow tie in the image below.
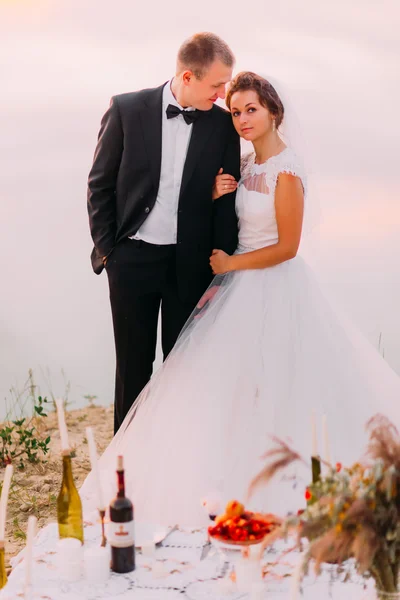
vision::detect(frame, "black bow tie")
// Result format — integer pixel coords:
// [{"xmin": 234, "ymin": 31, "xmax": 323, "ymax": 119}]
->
[{"xmin": 166, "ymin": 104, "xmax": 200, "ymax": 125}]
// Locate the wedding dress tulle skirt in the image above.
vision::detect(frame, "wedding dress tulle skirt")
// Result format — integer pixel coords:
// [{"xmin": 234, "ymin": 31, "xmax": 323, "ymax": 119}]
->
[{"xmin": 81, "ymin": 256, "xmax": 400, "ymax": 525}]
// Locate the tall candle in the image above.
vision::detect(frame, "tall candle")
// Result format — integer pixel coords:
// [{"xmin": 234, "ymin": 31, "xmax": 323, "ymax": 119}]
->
[
  {"xmin": 311, "ymin": 410, "xmax": 318, "ymax": 457},
  {"xmin": 0, "ymin": 465, "xmax": 13, "ymax": 541},
  {"xmin": 289, "ymin": 552, "xmax": 306, "ymax": 600},
  {"xmin": 86, "ymin": 427, "xmax": 105, "ymax": 511},
  {"xmin": 322, "ymin": 414, "xmax": 331, "ymax": 466},
  {"xmin": 55, "ymin": 398, "xmax": 70, "ymax": 452},
  {"xmin": 25, "ymin": 515, "xmax": 37, "ymax": 588}
]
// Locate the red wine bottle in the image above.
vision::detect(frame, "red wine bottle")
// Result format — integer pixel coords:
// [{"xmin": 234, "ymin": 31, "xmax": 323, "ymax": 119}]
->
[{"xmin": 109, "ymin": 456, "xmax": 135, "ymax": 573}]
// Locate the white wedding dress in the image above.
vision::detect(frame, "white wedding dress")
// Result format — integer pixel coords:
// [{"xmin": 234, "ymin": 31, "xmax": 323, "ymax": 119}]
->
[{"xmin": 81, "ymin": 148, "xmax": 400, "ymax": 526}]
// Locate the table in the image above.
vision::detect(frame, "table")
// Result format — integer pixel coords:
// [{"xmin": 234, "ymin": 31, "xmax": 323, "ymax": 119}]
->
[{"xmin": 0, "ymin": 519, "xmax": 377, "ymax": 599}]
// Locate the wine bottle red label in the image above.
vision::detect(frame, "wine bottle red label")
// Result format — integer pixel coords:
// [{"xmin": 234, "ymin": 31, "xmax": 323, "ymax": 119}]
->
[{"xmin": 109, "ymin": 520, "xmax": 135, "ymax": 548}]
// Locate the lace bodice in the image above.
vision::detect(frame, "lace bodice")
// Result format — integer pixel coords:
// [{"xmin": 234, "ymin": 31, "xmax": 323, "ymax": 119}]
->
[{"xmin": 235, "ymin": 147, "xmax": 306, "ymax": 252}]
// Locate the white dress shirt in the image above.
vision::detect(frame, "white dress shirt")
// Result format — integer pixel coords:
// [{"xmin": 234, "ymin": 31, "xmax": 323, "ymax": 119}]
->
[{"xmin": 133, "ymin": 81, "xmax": 194, "ymax": 245}]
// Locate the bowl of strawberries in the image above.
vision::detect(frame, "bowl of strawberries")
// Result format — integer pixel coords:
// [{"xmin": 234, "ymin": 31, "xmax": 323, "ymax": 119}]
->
[{"xmin": 208, "ymin": 500, "xmax": 280, "ymax": 548}]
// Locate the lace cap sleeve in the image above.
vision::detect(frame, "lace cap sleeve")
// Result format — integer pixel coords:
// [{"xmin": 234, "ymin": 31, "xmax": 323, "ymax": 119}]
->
[{"xmin": 271, "ymin": 148, "xmax": 307, "ymax": 196}]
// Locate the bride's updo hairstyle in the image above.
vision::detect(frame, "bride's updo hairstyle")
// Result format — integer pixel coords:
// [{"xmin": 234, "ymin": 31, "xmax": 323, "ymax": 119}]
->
[{"xmin": 226, "ymin": 72, "xmax": 284, "ymax": 128}]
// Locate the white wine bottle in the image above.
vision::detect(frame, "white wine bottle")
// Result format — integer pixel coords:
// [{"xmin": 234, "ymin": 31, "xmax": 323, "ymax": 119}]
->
[
  {"xmin": 0, "ymin": 541, "xmax": 7, "ymax": 589},
  {"xmin": 0, "ymin": 464, "xmax": 13, "ymax": 589},
  {"xmin": 109, "ymin": 456, "xmax": 135, "ymax": 573},
  {"xmin": 57, "ymin": 452, "xmax": 84, "ymax": 543}
]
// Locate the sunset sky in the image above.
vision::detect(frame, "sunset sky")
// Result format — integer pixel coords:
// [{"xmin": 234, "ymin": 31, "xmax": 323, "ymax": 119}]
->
[{"xmin": 1, "ymin": 0, "xmax": 399, "ymax": 413}]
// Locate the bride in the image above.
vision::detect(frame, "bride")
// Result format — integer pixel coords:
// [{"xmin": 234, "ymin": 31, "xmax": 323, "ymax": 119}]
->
[{"xmin": 81, "ymin": 72, "xmax": 400, "ymax": 525}]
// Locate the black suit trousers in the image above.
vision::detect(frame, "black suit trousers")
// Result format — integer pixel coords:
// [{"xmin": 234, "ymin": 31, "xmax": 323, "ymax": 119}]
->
[{"xmin": 105, "ymin": 238, "xmax": 200, "ymax": 433}]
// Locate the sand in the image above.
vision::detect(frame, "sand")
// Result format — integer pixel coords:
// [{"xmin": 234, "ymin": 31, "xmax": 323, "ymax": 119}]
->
[{"xmin": 0, "ymin": 404, "xmax": 113, "ymax": 571}]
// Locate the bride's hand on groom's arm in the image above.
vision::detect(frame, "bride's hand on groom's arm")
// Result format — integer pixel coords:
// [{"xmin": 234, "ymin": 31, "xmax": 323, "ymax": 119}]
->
[
  {"xmin": 212, "ymin": 168, "xmax": 237, "ymax": 200},
  {"xmin": 210, "ymin": 249, "xmax": 234, "ymax": 275}
]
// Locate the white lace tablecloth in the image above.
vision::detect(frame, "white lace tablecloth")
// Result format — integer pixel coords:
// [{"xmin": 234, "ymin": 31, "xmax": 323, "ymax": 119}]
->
[{"xmin": 0, "ymin": 520, "xmax": 376, "ymax": 599}]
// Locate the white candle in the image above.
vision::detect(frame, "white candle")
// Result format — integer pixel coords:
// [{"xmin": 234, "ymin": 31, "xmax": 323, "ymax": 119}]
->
[
  {"xmin": 322, "ymin": 414, "xmax": 331, "ymax": 466},
  {"xmin": 55, "ymin": 398, "xmax": 70, "ymax": 453},
  {"xmin": 311, "ymin": 410, "xmax": 318, "ymax": 457},
  {"xmin": 84, "ymin": 546, "xmax": 110, "ymax": 584},
  {"xmin": 25, "ymin": 515, "xmax": 37, "ymax": 588},
  {"xmin": 289, "ymin": 552, "xmax": 306, "ymax": 600},
  {"xmin": 56, "ymin": 538, "xmax": 83, "ymax": 582},
  {"xmin": 86, "ymin": 427, "xmax": 106, "ymax": 511},
  {"xmin": 234, "ymin": 554, "xmax": 262, "ymax": 593},
  {"xmin": 0, "ymin": 464, "xmax": 13, "ymax": 541}
]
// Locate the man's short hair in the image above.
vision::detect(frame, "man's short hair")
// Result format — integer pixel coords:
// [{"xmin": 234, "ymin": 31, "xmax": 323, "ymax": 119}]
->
[{"xmin": 177, "ymin": 32, "xmax": 235, "ymax": 79}]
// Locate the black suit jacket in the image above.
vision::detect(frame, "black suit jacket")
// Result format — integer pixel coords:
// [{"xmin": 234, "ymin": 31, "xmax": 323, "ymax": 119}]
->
[{"xmin": 87, "ymin": 83, "xmax": 240, "ymax": 300}]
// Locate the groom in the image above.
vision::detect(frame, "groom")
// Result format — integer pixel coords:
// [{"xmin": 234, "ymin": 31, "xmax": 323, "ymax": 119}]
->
[{"xmin": 87, "ymin": 32, "xmax": 240, "ymax": 433}]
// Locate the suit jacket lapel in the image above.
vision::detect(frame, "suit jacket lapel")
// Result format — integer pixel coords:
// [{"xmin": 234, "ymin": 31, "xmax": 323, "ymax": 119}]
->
[
  {"xmin": 140, "ymin": 87, "xmax": 219, "ymax": 198},
  {"xmin": 139, "ymin": 83, "xmax": 166, "ymax": 192},
  {"xmin": 179, "ymin": 109, "xmax": 216, "ymax": 200}
]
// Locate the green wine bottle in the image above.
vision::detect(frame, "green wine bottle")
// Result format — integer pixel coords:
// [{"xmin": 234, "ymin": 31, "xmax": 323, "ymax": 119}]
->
[
  {"xmin": 57, "ymin": 453, "xmax": 84, "ymax": 543},
  {"xmin": 0, "ymin": 542, "xmax": 7, "ymax": 589}
]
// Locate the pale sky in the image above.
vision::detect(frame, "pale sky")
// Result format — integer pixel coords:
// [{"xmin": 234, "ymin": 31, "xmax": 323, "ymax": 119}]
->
[{"xmin": 1, "ymin": 0, "xmax": 399, "ymax": 414}]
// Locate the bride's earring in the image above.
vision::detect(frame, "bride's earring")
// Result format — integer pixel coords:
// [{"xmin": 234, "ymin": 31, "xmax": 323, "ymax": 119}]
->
[{"xmin": 272, "ymin": 119, "xmax": 276, "ymax": 132}]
